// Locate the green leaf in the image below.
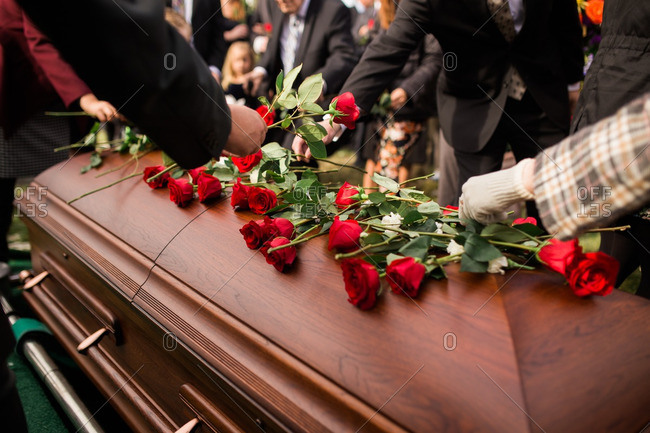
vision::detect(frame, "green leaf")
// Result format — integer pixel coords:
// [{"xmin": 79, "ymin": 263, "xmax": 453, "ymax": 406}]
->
[
  {"xmin": 300, "ymin": 102, "xmax": 325, "ymax": 114},
  {"xmin": 297, "ymin": 123, "xmax": 327, "ymax": 142},
  {"xmin": 403, "ymin": 210, "xmax": 424, "ymax": 225},
  {"xmin": 378, "ymin": 201, "xmax": 396, "ymax": 215},
  {"xmin": 262, "ymin": 142, "xmax": 288, "ymax": 159},
  {"xmin": 464, "ymin": 233, "xmax": 502, "ymax": 262},
  {"xmin": 361, "ymin": 233, "xmax": 384, "ymax": 246},
  {"xmin": 278, "ymin": 92, "xmax": 298, "ymax": 110},
  {"xmin": 417, "ymin": 201, "xmax": 440, "ymax": 215},
  {"xmin": 258, "ymin": 96, "xmax": 270, "ymax": 107},
  {"xmin": 89, "ymin": 152, "xmax": 102, "ymax": 168},
  {"xmin": 481, "ymin": 224, "xmax": 528, "ymax": 243},
  {"xmin": 281, "ymin": 116, "xmax": 292, "ymax": 129},
  {"xmin": 211, "ymin": 166, "xmax": 235, "ymax": 182},
  {"xmin": 398, "ymin": 236, "xmax": 431, "ymax": 260},
  {"xmin": 307, "ymin": 140, "xmax": 327, "ymax": 159},
  {"xmin": 275, "ymin": 70, "xmax": 284, "ymax": 96},
  {"xmin": 386, "ymin": 253, "xmax": 404, "ymax": 265},
  {"xmin": 302, "ymin": 169, "xmax": 318, "ymax": 181},
  {"xmin": 283, "ymin": 64, "xmax": 302, "ymax": 91},
  {"xmin": 80, "ymin": 164, "xmax": 92, "ymax": 174},
  {"xmin": 371, "ymin": 173, "xmax": 399, "ymax": 193},
  {"xmin": 297, "ymin": 73, "xmax": 323, "ymax": 105},
  {"xmin": 171, "ymin": 169, "xmax": 184, "ymax": 179},
  {"xmin": 368, "ymin": 192, "xmax": 386, "ymax": 203},
  {"xmin": 460, "ymin": 253, "xmax": 488, "ymax": 273},
  {"xmin": 362, "ymin": 255, "xmax": 386, "ymax": 268}
]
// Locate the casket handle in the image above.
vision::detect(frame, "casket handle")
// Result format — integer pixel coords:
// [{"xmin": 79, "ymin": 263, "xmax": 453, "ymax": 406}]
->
[
  {"xmin": 175, "ymin": 417, "xmax": 199, "ymax": 433},
  {"xmin": 76, "ymin": 327, "xmax": 110, "ymax": 352},
  {"xmin": 21, "ymin": 270, "xmax": 50, "ymax": 290}
]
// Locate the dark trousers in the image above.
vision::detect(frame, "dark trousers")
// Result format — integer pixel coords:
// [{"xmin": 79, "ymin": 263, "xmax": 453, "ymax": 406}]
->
[
  {"xmin": 453, "ymin": 93, "xmax": 567, "ymax": 218},
  {"xmin": 599, "ymin": 216, "xmax": 650, "ymax": 299}
]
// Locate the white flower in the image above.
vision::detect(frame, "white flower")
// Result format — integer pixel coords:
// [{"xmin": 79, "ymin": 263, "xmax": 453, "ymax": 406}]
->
[
  {"xmin": 381, "ymin": 212, "xmax": 403, "ymax": 237},
  {"xmin": 435, "ymin": 222, "xmax": 443, "ymax": 234},
  {"xmin": 487, "ymin": 256, "xmax": 508, "ymax": 275},
  {"xmin": 360, "ymin": 231, "xmax": 369, "ymax": 238},
  {"xmin": 446, "ymin": 240, "xmax": 465, "ymax": 256}
]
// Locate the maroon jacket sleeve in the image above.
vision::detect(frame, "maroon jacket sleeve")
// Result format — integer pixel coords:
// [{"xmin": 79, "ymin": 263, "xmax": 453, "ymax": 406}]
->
[{"xmin": 21, "ymin": 10, "xmax": 90, "ymax": 107}]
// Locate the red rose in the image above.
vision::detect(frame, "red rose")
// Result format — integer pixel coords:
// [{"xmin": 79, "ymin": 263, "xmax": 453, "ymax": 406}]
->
[
  {"xmin": 331, "ymin": 92, "xmax": 360, "ymax": 130},
  {"xmin": 442, "ymin": 205, "xmax": 459, "ymax": 215},
  {"xmin": 248, "ymin": 187, "xmax": 278, "ymax": 214},
  {"xmin": 231, "ymin": 177, "xmax": 250, "ymax": 210},
  {"xmin": 143, "ymin": 165, "xmax": 170, "ymax": 189},
  {"xmin": 188, "ymin": 166, "xmax": 207, "ymax": 183},
  {"xmin": 367, "ymin": 18, "xmax": 375, "ymax": 29},
  {"xmin": 328, "ymin": 216, "xmax": 362, "ymax": 252},
  {"xmin": 255, "ymin": 105, "xmax": 275, "ymax": 127},
  {"xmin": 197, "ymin": 172, "xmax": 222, "ymax": 202},
  {"xmin": 267, "ymin": 216, "xmax": 295, "ymax": 239},
  {"xmin": 232, "ymin": 149, "xmax": 263, "ymax": 173},
  {"xmin": 263, "ymin": 22, "xmax": 273, "ymax": 33},
  {"xmin": 386, "ymin": 257, "xmax": 426, "ymax": 298},
  {"xmin": 335, "ymin": 182, "xmax": 361, "ymax": 209},
  {"xmin": 512, "ymin": 217, "xmax": 537, "ymax": 226},
  {"xmin": 168, "ymin": 178, "xmax": 194, "ymax": 207},
  {"xmin": 538, "ymin": 238, "xmax": 583, "ymax": 276},
  {"xmin": 566, "ymin": 252, "xmax": 619, "ymax": 297},
  {"xmin": 341, "ymin": 258, "xmax": 379, "ymax": 310},
  {"xmin": 262, "ymin": 237, "xmax": 296, "ymax": 272},
  {"xmin": 240, "ymin": 220, "xmax": 267, "ymax": 249},
  {"xmin": 585, "ymin": 0, "xmax": 603, "ymax": 25}
]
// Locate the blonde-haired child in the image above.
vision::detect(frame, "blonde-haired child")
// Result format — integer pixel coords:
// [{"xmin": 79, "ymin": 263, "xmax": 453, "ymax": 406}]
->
[{"xmin": 221, "ymin": 41, "xmax": 259, "ymax": 107}]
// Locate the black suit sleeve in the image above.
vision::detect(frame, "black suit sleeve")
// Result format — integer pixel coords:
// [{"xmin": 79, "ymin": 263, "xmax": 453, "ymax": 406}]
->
[
  {"xmin": 18, "ymin": 0, "xmax": 231, "ymax": 168},
  {"xmin": 341, "ymin": 0, "xmax": 430, "ymax": 112},
  {"xmin": 316, "ymin": 2, "xmax": 357, "ymax": 94},
  {"xmin": 398, "ymin": 35, "xmax": 441, "ymax": 102}
]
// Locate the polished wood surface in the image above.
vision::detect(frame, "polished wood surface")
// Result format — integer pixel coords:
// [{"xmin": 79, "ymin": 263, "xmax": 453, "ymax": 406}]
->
[{"xmin": 18, "ymin": 151, "xmax": 650, "ymax": 433}]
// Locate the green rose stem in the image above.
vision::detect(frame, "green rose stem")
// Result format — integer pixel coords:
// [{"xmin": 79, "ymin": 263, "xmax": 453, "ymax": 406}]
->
[
  {"xmin": 429, "ymin": 253, "xmax": 463, "ymax": 265},
  {"xmin": 45, "ymin": 111, "xmax": 91, "ymax": 117},
  {"xmin": 292, "ymin": 154, "xmax": 367, "ymax": 173},
  {"xmin": 266, "ymin": 224, "xmax": 327, "ymax": 253},
  {"xmin": 67, "ymin": 172, "xmax": 143, "ymax": 204},
  {"xmin": 398, "ymin": 172, "xmax": 436, "ymax": 186},
  {"xmin": 358, "ymin": 221, "xmax": 455, "ymax": 239},
  {"xmin": 145, "ymin": 163, "xmax": 178, "ymax": 182},
  {"xmin": 384, "ymin": 195, "xmax": 426, "ymax": 204},
  {"xmin": 488, "ymin": 240, "xmax": 539, "ymax": 252},
  {"xmin": 54, "ymin": 139, "xmax": 124, "ymax": 152},
  {"xmin": 95, "ymin": 149, "xmax": 153, "ymax": 178},
  {"xmin": 334, "ymin": 234, "xmax": 400, "ymax": 260},
  {"xmin": 536, "ymin": 225, "xmax": 631, "ymax": 239}
]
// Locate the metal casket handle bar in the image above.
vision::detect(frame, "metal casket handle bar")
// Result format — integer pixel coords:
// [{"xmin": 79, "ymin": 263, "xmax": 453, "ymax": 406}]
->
[
  {"xmin": 21, "ymin": 270, "xmax": 49, "ymax": 290},
  {"xmin": 76, "ymin": 327, "xmax": 110, "ymax": 353},
  {"xmin": 175, "ymin": 418, "xmax": 200, "ymax": 433}
]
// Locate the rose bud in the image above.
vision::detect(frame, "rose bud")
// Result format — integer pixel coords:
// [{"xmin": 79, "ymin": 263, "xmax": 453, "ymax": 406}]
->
[
  {"xmin": 232, "ymin": 149, "xmax": 263, "ymax": 173},
  {"xmin": 262, "ymin": 237, "xmax": 296, "ymax": 272},
  {"xmin": 512, "ymin": 217, "xmax": 537, "ymax": 226},
  {"xmin": 248, "ymin": 187, "xmax": 278, "ymax": 215},
  {"xmin": 328, "ymin": 216, "xmax": 362, "ymax": 252},
  {"xmin": 386, "ymin": 257, "xmax": 426, "ymax": 298},
  {"xmin": 143, "ymin": 165, "xmax": 170, "ymax": 189},
  {"xmin": 331, "ymin": 92, "xmax": 360, "ymax": 130},
  {"xmin": 168, "ymin": 178, "xmax": 194, "ymax": 207},
  {"xmin": 263, "ymin": 22, "xmax": 273, "ymax": 33},
  {"xmin": 566, "ymin": 252, "xmax": 619, "ymax": 297},
  {"xmin": 341, "ymin": 258, "xmax": 379, "ymax": 310},
  {"xmin": 197, "ymin": 172, "xmax": 222, "ymax": 202},
  {"xmin": 538, "ymin": 238, "xmax": 584, "ymax": 276},
  {"xmin": 255, "ymin": 105, "xmax": 275, "ymax": 127},
  {"xmin": 231, "ymin": 177, "xmax": 250, "ymax": 210},
  {"xmin": 188, "ymin": 166, "xmax": 207, "ymax": 183},
  {"xmin": 442, "ymin": 205, "xmax": 459, "ymax": 215},
  {"xmin": 240, "ymin": 220, "xmax": 267, "ymax": 249},
  {"xmin": 335, "ymin": 182, "xmax": 362, "ymax": 209}
]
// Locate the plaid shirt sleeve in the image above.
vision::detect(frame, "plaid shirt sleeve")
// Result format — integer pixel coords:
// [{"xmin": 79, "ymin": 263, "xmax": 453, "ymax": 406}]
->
[{"xmin": 534, "ymin": 93, "xmax": 650, "ymax": 239}]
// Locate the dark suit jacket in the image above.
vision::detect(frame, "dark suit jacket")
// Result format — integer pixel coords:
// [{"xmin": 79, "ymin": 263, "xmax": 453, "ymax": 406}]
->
[
  {"xmin": 343, "ymin": 0, "xmax": 584, "ymax": 153},
  {"xmin": 166, "ymin": 0, "xmax": 228, "ymax": 70},
  {"xmin": 20, "ymin": 0, "xmax": 232, "ymax": 168},
  {"xmin": 0, "ymin": 0, "xmax": 90, "ymax": 136},
  {"xmin": 258, "ymin": 0, "xmax": 358, "ymax": 98}
]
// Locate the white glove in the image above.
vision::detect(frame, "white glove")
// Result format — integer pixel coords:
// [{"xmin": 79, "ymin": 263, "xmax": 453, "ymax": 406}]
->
[{"xmin": 459, "ymin": 158, "xmax": 535, "ymax": 225}]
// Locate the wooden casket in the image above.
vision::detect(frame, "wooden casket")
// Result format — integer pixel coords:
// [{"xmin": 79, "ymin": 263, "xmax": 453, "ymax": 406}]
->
[{"xmin": 17, "ymin": 151, "xmax": 650, "ymax": 433}]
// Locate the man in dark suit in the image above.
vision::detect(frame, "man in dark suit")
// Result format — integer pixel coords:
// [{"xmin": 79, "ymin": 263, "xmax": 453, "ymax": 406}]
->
[
  {"xmin": 246, "ymin": 0, "xmax": 358, "ymax": 148},
  {"xmin": 294, "ymin": 0, "xmax": 583, "ymax": 207}
]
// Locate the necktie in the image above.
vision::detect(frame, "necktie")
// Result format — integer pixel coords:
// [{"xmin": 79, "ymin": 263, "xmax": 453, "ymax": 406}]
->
[
  {"xmin": 281, "ymin": 15, "xmax": 302, "ymax": 73},
  {"xmin": 486, "ymin": 0, "xmax": 526, "ymax": 100}
]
